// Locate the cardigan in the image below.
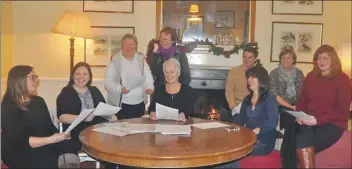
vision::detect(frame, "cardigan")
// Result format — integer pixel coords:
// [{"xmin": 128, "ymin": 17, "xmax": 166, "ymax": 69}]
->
[
  {"xmin": 269, "ymin": 67, "xmax": 305, "ymax": 105},
  {"xmin": 104, "ymin": 51, "xmax": 154, "ymax": 107},
  {"xmin": 56, "ymin": 85, "xmax": 107, "ymax": 154},
  {"xmin": 230, "ymin": 93, "xmax": 278, "ymax": 154},
  {"xmin": 1, "ymin": 96, "xmax": 69, "ymax": 168}
]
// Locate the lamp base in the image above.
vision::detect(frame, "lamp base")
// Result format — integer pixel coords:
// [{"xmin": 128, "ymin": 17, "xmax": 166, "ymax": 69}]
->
[{"xmin": 69, "ymin": 37, "xmax": 75, "ymax": 74}]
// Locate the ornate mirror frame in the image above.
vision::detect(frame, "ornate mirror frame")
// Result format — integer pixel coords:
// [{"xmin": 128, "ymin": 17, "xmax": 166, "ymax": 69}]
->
[{"xmin": 155, "ymin": 1, "xmax": 256, "ymax": 43}]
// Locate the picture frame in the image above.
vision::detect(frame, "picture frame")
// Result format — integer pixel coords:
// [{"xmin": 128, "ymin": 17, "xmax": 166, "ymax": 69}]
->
[
  {"xmin": 84, "ymin": 26, "xmax": 135, "ymax": 67},
  {"xmin": 272, "ymin": 0, "xmax": 323, "ymax": 15},
  {"xmin": 270, "ymin": 22, "xmax": 323, "ymax": 64},
  {"xmin": 83, "ymin": 0, "xmax": 134, "ymax": 13},
  {"xmin": 182, "ymin": 16, "xmax": 205, "ymax": 42},
  {"xmin": 215, "ymin": 11, "xmax": 235, "ymax": 28}
]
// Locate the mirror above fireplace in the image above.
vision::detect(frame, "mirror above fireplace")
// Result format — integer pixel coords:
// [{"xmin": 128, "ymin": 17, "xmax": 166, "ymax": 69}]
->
[{"xmin": 156, "ymin": 1, "xmax": 256, "ymax": 44}]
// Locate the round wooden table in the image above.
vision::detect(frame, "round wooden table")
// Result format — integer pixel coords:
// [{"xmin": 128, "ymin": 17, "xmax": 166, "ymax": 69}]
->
[{"xmin": 79, "ymin": 118, "xmax": 257, "ymax": 168}]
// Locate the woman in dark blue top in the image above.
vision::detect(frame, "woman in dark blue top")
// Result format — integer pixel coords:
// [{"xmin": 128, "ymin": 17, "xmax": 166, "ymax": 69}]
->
[{"xmin": 232, "ymin": 66, "xmax": 278, "ymax": 156}]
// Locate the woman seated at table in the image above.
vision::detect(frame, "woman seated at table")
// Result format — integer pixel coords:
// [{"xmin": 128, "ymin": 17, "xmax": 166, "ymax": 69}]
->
[
  {"xmin": 1, "ymin": 65, "xmax": 71, "ymax": 168},
  {"xmin": 56, "ymin": 62, "xmax": 117, "ymax": 165},
  {"xmin": 148, "ymin": 58, "xmax": 194, "ymax": 121},
  {"xmin": 295, "ymin": 45, "xmax": 351, "ymax": 168},
  {"xmin": 269, "ymin": 47, "xmax": 305, "ymax": 167}
]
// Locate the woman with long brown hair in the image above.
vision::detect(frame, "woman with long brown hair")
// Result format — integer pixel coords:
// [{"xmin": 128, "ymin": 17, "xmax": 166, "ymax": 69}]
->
[
  {"xmin": 295, "ymin": 45, "xmax": 351, "ymax": 168},
  {"xmin": 1, "ymin": 65, "xmax": 71, "ymax": 168}
]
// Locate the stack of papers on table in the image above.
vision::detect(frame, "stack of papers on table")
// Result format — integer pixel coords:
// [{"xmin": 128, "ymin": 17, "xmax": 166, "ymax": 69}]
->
[
  {"xmin": 154, "ymin": 124, "xmax": 191, "ymax": 135},
  {"xmin": 92, "ymin": 122, "xmax": 192, "ymax": 136},
  {"xmin": 191, "ymin": 122, "xmax": 230, "ymax": 129}
]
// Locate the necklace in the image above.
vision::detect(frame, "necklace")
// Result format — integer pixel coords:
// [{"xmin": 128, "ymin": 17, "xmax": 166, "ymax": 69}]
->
[{"xmin": 171, "ymin": 94, "xmax": 175, "ymax": 99}]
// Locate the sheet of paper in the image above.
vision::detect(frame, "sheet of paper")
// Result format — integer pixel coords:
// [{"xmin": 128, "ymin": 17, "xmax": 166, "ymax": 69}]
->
[
  {"xmin": 104, "ymin": 122, "xmax": 157, "ymax": 133},
  {"xmin": 91, "ymin": 126, "xmax": 128, "ymax": 136},
  {"xmin": 93, "ymin": 102, "xmax": 121, "ymax": 116},
  {"xmin": 154, "ymin": 124, "xmax": 191, "ymax": 135},
  {"xmin": 65, "ymin": 109, "xmax": 94, "ymax": 134},
  {"xmin": 283, "ymin": 110, "xmax": 314, "ymax": 120},
  {"xmin": 231, "ymin": 102, "xmax": 242, "ymax": 115},
  {"xmin": 191, "ymin": 122, "xmax": 230, "ymax": 129},
  {"xmin": 155, "ymin": 103, "xmax": 179, "ymax": 120}
]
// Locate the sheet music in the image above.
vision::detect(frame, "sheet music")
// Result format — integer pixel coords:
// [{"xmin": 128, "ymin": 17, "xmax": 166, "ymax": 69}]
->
[
  {"xmin": 92, "ymin": 126, "xmax": 129, "ymax": 136},
  {"xmin": 231, "ymin": 102, "xmax": 242, "ymax": 115},
  {"xmin": 155, "ymin": 103, "xmax": 179, "ymax": 120},
  {"xmin": 191, "ymin": 122, "xmax": 230, "ymax": 129},
  {"xmin": 93, "ymin": 102, "xmax": 121, "ymax": 116},
  {"xmin": 154, "ymin": 124, "xmax": 191, "ymax": 135},
  {"xmin": 65, "ymin": 109, "xmax": 94, "ymax": 134},
  {"xmin": 283, "ymin": 110, "xmax": 314, "ymax": 120}
]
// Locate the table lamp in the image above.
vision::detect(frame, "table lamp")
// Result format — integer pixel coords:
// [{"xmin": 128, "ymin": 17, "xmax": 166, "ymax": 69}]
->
[
  {"xmin": 52, "ymin": 11, "xmax": 93, "ymax": 74},
  {"xmin": 338, "ymin": 42, "xmax": 351, "ymax": 79}
]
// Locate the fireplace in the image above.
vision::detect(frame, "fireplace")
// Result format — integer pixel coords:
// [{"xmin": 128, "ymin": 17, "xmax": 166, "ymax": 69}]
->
[{"xmin": 189, "ymin": 66, "xmax": 230, "ymax": 120}]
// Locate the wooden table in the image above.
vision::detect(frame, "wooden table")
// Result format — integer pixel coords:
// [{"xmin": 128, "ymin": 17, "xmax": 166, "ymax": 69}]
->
[{"xmin": 79, "ymin": 118, "xmax": 257, "ymax": 168}]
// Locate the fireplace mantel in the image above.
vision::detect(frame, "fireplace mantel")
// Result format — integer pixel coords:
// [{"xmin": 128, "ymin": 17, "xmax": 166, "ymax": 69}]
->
[{"xmin": 186, "ymin": 45, "xmax": 243, "ymax": 69}]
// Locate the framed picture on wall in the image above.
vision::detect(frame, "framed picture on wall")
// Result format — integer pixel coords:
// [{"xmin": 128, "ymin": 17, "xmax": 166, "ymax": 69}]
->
[
  {"xmin": 83, "ymin": 0, "xmax": 134, "ymax": 13},
  {"xmin": 270, "ymin": 22, "xmax": 323, "ymax": 64},
  {"xmin": 215, "ymin": 11, "xmax": 235, "ymax": 28},
  {"xmin": 84, "ymin": 26, "xmax": 135, "ymax": 67},
  {"xmin": 272, "ymin": 0, "xmax": 323, "ymax": 15}
]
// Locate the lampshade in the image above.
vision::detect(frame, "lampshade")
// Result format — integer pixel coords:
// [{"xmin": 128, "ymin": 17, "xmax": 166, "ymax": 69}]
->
[
  {"xmin": 189, "ymin": 4, "xmax": 199, "ymax": 13},
  {"xmin": 52, "ymin": 11, "xmax": 93, "ymax": 39},
  {"xmin": 338, "ymin": 42, "xmax": 351, "ymax": 78}
]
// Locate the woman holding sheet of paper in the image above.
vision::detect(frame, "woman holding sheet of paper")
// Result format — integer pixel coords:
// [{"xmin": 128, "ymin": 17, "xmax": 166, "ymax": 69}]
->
[
  {"xmin": 294, "ymin": 45, "xmax": 351, "ymax": 168},
  {"xmin": 104, "ymin": 33, "xmax": 154, "ymax": 120},
  {"xmin": 56, "ymin": 62, "xmax": 116, "ymax": 164},
  {"xmin": 1, "ymin": 65, "xmax": 71, "ymax": 168},
  {"xmin": 148, "ymin": 58, "xmax": 195, "ymax": 121}
]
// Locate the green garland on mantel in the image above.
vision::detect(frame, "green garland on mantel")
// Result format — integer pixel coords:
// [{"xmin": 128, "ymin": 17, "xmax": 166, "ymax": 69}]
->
[{"xmin": 147, "ymin": 38, "xmax": 262, "ymax": 66}]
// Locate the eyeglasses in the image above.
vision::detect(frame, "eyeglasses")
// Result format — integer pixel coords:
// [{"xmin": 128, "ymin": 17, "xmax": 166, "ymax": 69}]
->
[{"xmin": 27, "ymin": 75, "xmax": 39, "ymax": 81}]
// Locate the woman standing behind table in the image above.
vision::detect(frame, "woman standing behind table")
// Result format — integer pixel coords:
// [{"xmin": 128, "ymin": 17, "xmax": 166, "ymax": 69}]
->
[
  {"xmin": 56, "ymin": 62, "xmax": 117, "ymax": 166},
  {"xmin": 148, "ymin": 58, "xmax": 195, "ymax": 121},
  {"xmin": 146, "ymin": 27, "xmax": 191, "ymax": 87},
  {"xmin": 269, "ymin": 48, "xmax": 305, "ymax": 167},
  {"xmin": 1, "ymin": 65, "xmax": 71, "ymax": 168},
  {"xmin": 294, "ymin": 45, "xmax": 351, "ymax": 168}
]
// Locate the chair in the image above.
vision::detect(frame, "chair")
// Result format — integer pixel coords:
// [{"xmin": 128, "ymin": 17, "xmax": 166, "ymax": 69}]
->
[
  {"xmin": 59, "ymin": 123, "xmax": 101, "ymax": 169},
  {"xmin": 239, "ymin": 150, "xmax": 281, "ymax": 168}
]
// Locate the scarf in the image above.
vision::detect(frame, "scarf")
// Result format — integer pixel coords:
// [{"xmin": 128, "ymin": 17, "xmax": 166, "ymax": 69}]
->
[
  {"xmin": 278, "ymin": 65, "xmax": 296, "ymax": 99},
  {"xmin": 158, "ymin": 44, "xmax": 177, "ymax": 60}
]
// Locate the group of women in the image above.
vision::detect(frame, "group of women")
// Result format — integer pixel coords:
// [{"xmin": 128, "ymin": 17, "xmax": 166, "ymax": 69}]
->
[{"xmin": 1, "ymin": 25, "xmax": 350, "ymax": 169}]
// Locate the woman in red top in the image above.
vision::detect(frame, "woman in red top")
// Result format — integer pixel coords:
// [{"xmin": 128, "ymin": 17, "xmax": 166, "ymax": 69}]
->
[{"xmin": 295, "ymin": 45, "xmax": 351, "ymax": 168}]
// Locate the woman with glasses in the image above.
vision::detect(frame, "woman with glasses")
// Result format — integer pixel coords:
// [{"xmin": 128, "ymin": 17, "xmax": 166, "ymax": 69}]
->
[
  {"xmin": 1, "ymin": 65, "xmax": 71, "ymax": 168},
  {"xmin": 146, "ymin": 27, "xmax": 191, "ymax": 87}
]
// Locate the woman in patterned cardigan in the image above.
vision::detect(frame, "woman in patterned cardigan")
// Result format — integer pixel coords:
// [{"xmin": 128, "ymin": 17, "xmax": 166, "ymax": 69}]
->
[{"xmin": 269, "ymin": 47, "xmax": 305, "ymax": 167}]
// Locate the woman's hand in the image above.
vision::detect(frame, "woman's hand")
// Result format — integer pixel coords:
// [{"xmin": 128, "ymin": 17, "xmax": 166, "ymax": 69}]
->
[
  {"xmin": 145, "ymin": 89, "xmax": 154, "ymax": 95},
  {"xmin": 84, "ymin": 114, "xmax": 95, "ymax": 122},
  {"xmin": 301, "ymin": 117, "xmax": 317, "ymax": 126},
  {"xmin": 150, "ymin": 112, "xmax": 158, "ymax": 120},
  {"xmin": 252, "ymin": 128, "xmax": 260, "ymax": 134},
  {"xmin": 121, "ymin": 87, "xmax": 130, "ymax": 94},
  {"xmin": 290, "ymin": 105, "xmax": 296, "ymax": 110},
  {"xmin": 296, "ymin": 119, "xmax": 303, "ymax": 125},
  {"xmin": 110, "ymin": 115, "xmax": 118, "ymax": 121},
  {"xmin": 50, "ymin": 133, "xmax": 71, "ymax": 143},
  {"xmin": 178, "ymin": 112, "xmax": 187, "ymax": 122}
]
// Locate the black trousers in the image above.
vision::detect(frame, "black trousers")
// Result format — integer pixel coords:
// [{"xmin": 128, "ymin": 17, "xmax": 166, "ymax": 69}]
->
[
  {"xmin": 116, "ymin": 102, "xmax": 145, "ymax": 120},
  {"xmin": 296, "ymin": 123, "xmax": 344, "ymax": 153}
]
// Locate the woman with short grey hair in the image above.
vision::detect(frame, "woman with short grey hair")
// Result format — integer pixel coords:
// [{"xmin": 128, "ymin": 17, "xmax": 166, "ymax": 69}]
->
[{"xmin": 148, "ymin": 58, "xmax": 195, "ymax": 121}]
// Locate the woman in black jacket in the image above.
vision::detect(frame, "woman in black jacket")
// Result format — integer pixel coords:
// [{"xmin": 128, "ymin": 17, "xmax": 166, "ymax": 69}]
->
[
  {"xmin": 1, "ymin": 65, "xmax": 71, "ymax": 168},
  {"xmin": 146, "ymin": 27, "xmax": 191, "ymax": 87},
  {"xmin": 56, "ymin": 62, "xmax": 117, "ymax": 164}
]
